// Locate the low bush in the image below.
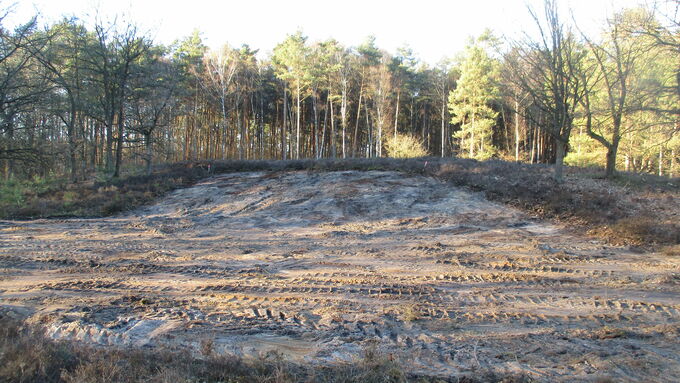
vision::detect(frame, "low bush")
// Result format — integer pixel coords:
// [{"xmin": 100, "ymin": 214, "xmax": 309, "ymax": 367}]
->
[{"xmin": 384, "ymin": 134, "xmax": 429, "ymax": 159}]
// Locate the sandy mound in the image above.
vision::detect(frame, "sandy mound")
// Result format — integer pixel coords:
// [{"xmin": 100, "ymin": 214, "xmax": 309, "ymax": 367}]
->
[{"xmin": 2, "ymin": 171, "xmax": 679, "ymax": 381}]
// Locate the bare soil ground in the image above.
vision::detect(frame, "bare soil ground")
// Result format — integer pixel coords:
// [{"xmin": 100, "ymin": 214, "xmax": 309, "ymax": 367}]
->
[{"xmin": 1, "ymin": 170, "xmax": 679, "ymax": 382}]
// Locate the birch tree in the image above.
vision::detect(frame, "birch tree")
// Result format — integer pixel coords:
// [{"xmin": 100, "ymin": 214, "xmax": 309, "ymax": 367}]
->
[{"xmin": 203, "ymin": 44, "xmax": 238, "ymax": 158}]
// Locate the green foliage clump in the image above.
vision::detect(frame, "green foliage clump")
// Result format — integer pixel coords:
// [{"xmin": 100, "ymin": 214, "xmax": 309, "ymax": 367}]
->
[
  {"xmin": 0, "ymin": 180, "xmax": 25, "ymax": 207},
  {"xmin": 384, "ymin": 134, "xmax": 428, "ymax": 159}
]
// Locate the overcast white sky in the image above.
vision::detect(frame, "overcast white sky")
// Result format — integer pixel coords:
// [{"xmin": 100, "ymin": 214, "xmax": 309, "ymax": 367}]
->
[{"xmin": 8, "ymin": 0, "xmax": 646, "ymax": 64}]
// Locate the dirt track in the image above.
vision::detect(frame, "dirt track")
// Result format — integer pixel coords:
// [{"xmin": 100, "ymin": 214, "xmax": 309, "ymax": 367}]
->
[{"xmin": 1, "ymin": 171, "xmax": 679, "ymax": 381}]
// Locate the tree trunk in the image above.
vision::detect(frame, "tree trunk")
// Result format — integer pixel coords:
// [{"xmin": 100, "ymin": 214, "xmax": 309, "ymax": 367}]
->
[
  {"xmin": 352, "ymin": 82, "xmax": 363, "ymax": 157},
  {"xmin": 501, "ymin": 107, "xmax": 510, "ymax": 153},
  {"xmin": 259, "ymin": 91, "xmax": 265, "ymax": 159},
  {"xmin": 113, "ymin": 106, "xmax": 125, "ymax": 178},
  {"xmin": 554, "ymin": 139, "xmax": 566, "ymax": 182},
  {"xmin": 79, "ymin": 114, "xmax": 87, "ymax": 180},
  {"xmin": 605, "ymin": 143, "xmax": 618, "ymax": 178},
  {"xmin": 365, "ymin": 101, "xmax": 372, "ymax": 158},
  {"xmin": 4, "ymin": 121, "xmax": 13, "ymax": 181},
  {"xmin": 514, "ymin": 100, "xmax": 520, "ymax": 162},
  {"xmin": 313, "ymin": 92, "xmax": 319, "ymax": 159},
  {"xmin": 282, "ymin": 86, "xmax": 287, "ymax": 160},
  {"xmin": 321, "ymin": 97, "xmax": 327, "ymax": 157},
  {"xmin": 469, "ymin": 114, "xmax": 475, "ymax": 158},
  {"xmin": 106, "ymin": 118, "xmax": 113, "ymax": 172},
  {"xmin": 144, "ymin": 132, "xmax": 152, "ymax": 176},
  {"xmin": 441, "ymin": 92, "xmax": 446, "ymax": 157},
  {"xmin": 68, "ymin": 106, "xmax": 77, "ymax": 183},
  {"xmin": 376, "ymin": 106, "xmax": 382, "ymax": 157},
  {"xmin": 394, "ymin": 90, "xmax": 400, "ymax": 140},
  {"xmin": 422, "ymin": 106, "xmax": 429, "ymax": 150},
  {"xmin": 341, "ymin": 84, "xmax": 347, "ymax": 159},
  {"xmin": 296, "ymin": 82, "xmax": 301, "ymax": 159},
  {"xmin": 410, "ymin": 96, "xmax": 414, "ymax": 132},
  {"xmin": 330, "ymin": 93, "xmax": 336, "ymax": 159},
  {"xmin": 530, "ymin": 123, "xmax": 536, "ymax": 164},
  {"xmin": 92, "ymin": 120, "xmax": 98, "ymax": 171},
  {"xmin": 237, "ymin": 105, "xmax": 244, "ymax": 160},
  {"xmin": 536, "ymin": 130, "xmax": 541, "ymax": 163}
]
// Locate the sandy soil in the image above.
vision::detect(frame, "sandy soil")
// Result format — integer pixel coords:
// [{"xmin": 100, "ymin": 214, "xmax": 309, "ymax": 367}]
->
[{"xmin": 1, "ymin": 171, "xmax": 679, "ymax": 382}]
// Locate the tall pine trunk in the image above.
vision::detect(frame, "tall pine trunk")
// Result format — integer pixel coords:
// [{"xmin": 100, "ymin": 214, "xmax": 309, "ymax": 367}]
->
[
  {"xmin": 313, "ymin": 91, "xmax": 319, "ymax": 159},
  {"xmin": 296, "ymin": 82, "xmax": 301, "ymax": 159},
  {"xmin": 441, "ymin": 92, "xmax": 446, "ymax": 157},
  {"xmin": 341, "ymin": 85, "xmax": 347, "ymax": 159},
  {"xmin": 282, "ymin": 86, "xmax": 287, "ymax": 160}
]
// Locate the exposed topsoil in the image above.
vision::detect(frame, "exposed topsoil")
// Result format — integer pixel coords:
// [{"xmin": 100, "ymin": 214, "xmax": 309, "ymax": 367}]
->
[{"xmin": 1, "ymin": 170, "xmax": 679, "ymax": 382}]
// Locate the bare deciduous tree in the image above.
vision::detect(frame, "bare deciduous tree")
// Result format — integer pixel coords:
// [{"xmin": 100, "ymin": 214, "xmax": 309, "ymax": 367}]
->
[{"xmin": 506, "ymin": 0, "xmax": 589, "ymax": 181}]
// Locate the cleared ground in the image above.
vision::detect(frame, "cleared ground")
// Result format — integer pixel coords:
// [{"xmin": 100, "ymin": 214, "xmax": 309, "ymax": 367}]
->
[{"xmin": 1, "ymin": 171, "xmax": 679, "ymax": 381}]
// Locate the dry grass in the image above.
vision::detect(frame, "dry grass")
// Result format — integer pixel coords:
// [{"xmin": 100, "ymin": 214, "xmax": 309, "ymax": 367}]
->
[
  {"xmin": 0, "ymin": 312, "xmax": 533, "ymax": 383},
  {"xmin": 0, "ymin": 164, "xmax": 209, "ymax": 219},
  {"xmin": 661, "ymin": 245, "xmax": 680, "ymax": 257},
  {"xmin": 394, "ymin": 303, "xmax": 424, "ymax": 322}
]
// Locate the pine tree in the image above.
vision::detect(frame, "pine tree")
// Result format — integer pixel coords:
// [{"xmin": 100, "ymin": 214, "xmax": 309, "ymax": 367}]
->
[
  {"xmin": 449, "ymin": 32, "xmax": 500, "ymax": 160},
  {"xmin": 272, "ymin": 31, "xmax": 309, "ymax": 159}
]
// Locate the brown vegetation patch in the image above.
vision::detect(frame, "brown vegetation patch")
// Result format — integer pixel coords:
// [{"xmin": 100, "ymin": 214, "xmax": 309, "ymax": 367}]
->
[{"xmin": 0, "ymin": 312, "xmax": 525, "ymax": 383}]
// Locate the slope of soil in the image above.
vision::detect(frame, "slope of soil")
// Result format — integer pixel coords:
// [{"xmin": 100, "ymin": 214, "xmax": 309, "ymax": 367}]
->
[{"xmin": 1, "ymin": 170, "xmax": 679, "ymax": 382}]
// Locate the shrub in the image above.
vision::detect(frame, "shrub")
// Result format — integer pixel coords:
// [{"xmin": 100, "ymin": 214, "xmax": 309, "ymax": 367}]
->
[
  {"xmin": 0, "ymin": 180, "xmax": 25, "ymax": 206},
  {"xmin": 384, "ymin": 134, "xmax": 428, "ymax": 159},
  {"xmin": 100, "ymin": 196, "xmax": 127, "ymax": 215}
]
